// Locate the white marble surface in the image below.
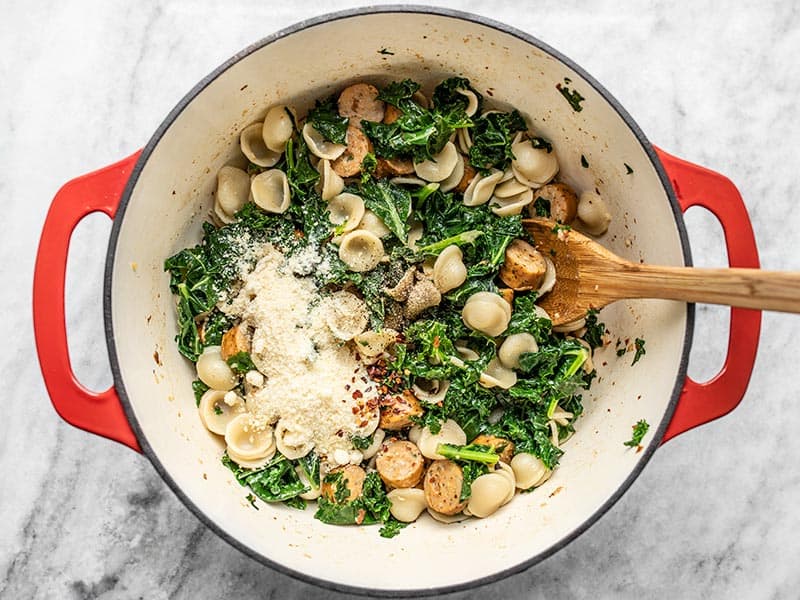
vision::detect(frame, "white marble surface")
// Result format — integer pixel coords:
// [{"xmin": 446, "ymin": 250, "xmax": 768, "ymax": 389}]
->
[{"xmin": 4, "ymin": 1, "xmax": 800, "ymax": 598}]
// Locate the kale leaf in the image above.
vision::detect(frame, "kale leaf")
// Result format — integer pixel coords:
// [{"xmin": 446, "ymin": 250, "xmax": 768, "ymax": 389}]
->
[
  {"xmin": 505, "ymin": 293, "xmax": 553, "ymax": 343},
  {"xmin": 624, "ymin": 419, "xmax": 650, "ymax": 447},
  {"xmin": 468, "ymin": 110, "xmax": 527, "ymax": 172},
  {"xmin": 308, "ymin": 95, "xmax": 349, "ymax": 144},
  {"xmin": 222, "ymin": 453, "xmax": 309, "ymax": 503},
  {"xmin": 226, "ymin": 351, "xmax": 256, "ymax": 374},
  {"xmin": 583, "ymin": 309, "xmax": 605, "ymax": 349},
  {"xmin": 359, "ymin": 178, "xmax": 412, "ymax": 242},
  {"xmin": 432, "ymin": 76, "xmax": 483, "ymax": 115},
  {"xmin": 632, "ymin": 338, "xmax": 646, "ymax": 365},
  {"xmin": 192, "ymin": 379, "xmax": 209, "ymax": 406}
]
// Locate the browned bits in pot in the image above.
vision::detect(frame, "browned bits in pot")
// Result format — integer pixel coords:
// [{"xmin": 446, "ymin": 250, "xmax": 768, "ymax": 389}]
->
[
  {"xmin": 338, "ymin": 83, "xmax": 385, "ymax": 125},
  {"xmin": 331, "ymin": 124, "xmax": 373, "ymax": 177},
  {"xmin": 379, "ymin": 389, "xmax": 424, "ymax": 430},
  {"xmin": 376, "ymin": 440, "xmax": 425, "ymax": 488},
  {"xmin": 424, "ymin": 459, "xmax": 467, "ymax": 515},
  {"xmin": 530, "ymin": 182, "xmax": 578, "ymax": 224},
  {"xmin": 220, "ymin": 323, "xmax": 250, "ymax": 360},
  {"xmin": 470, "ymin": 434, "xmax": 515, "ymax": 464},
  {"xmin": 499, "ymin": 239, "xmax": 547, "ymax": 291}
]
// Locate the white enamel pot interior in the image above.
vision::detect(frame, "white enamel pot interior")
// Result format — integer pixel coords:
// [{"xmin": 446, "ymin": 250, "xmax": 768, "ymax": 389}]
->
[{"xmin": 106, "ymin": 7, "xmax": 692, "ymax": 595}]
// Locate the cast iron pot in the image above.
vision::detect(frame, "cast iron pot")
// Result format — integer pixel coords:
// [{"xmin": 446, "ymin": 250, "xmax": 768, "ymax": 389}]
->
[{"xmin": 33, "ymin": 6, "xmax": 761, "ymax": 596}]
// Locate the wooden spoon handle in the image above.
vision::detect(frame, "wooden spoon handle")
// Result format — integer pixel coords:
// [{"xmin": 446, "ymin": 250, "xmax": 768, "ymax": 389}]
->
[{"xmin": 596, "ymin": 264, "xmax": 800, "ymax": 312}]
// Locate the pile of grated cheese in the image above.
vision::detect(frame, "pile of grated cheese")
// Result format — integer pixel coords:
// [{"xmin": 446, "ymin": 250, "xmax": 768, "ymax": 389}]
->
[{"xmin": 220, "ymin": 244, "xmax": 379, "ymax": 465}]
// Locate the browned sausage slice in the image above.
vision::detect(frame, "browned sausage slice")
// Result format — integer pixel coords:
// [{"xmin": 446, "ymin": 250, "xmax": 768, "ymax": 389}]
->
[
  {"xmin": 497, "ymin": 288, "xmax": 514, "ymax": 307},
  {"xmin": 471, "ymin": 434, "xmax": 515, "ymax": 464},
  {"xmin": 376, "ymin": 440, "xmax": 425, "ymax": 488},
  {"xmin": 499, "ymin": 239, "xmax": 547, "ymax": 291},
  {"xmin": 383, "ymin": 104, "xmax": 402, "ymax": 124},
  {"xmin": 321, "ymin": 464, "xmax": 366, "ymax": 503},
  {"xmin": 375, "ymin": 157, "xmax": 414, "ymax": 177},
  {"xmin": 331, "ymin": 124, "xmax": 373, "ymax": 177},
  {"xmin": 220, "ymin": 323, "xmax": 250, "ymax": 360},
  {"xmin": 455, "ymin": 163, "xmax": 476, "ymax": 193},
  {"xmin": 338, "ymin": 83, "xmax": 385, "ymax": 124},
  {"xmin": 530, "ymin": 182, "xmax": 578, "ymax": 224},
  {"xmin": 424, "ymin": 459, "xmax": 467, "ymax": 515},
  {"xmin": 379, "ymin": 389, "xmax": 424, "ymax": 430}
]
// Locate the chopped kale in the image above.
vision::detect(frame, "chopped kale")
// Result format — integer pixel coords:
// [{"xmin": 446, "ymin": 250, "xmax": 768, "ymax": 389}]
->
[
  {"xmin": 308, "ymin": 95, "xmax": 349, "ymax": 144},
  {"xmin": 468, "ymin": 109, "xmax": 527, "ymax": 172},
  {"xmin": 192, "ymin": 379, "xmax": 209, "ymax": 406},
  {"xmin": 556, "ymin": 79, "xmax": 586, "ymax": 112},
  {"xmin": 624, "ymin": 419, "xmax": 650, "ymax": 447},
  {"xmin": 632, "ymin": 337, "xmax": 646, "ymax": 365},
  {"xmin": 359, "ymin": 178, "xmax": 412, "ymax": 242},
  {"xmin": 222, "ymin": 453, "xmax": 309, "ymax": 503},
  {"xmin": 226, "ymin": 351, "xmax": 256, "ymax": 374},
  {"xmin": 583, "ymin": 309, "xmax": 605, "ymax": 349}
]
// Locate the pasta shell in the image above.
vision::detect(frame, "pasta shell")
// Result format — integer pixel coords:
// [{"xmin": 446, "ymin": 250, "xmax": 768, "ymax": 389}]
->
[
  {"xmin": 494, "ymin": 461, "xmax": 517, "ymax": 505},
  {"xmin": 353, "ymin": 329, "xmax": 398, "ymax": 358},
  {"xmin": 456, "ymin": 88, "xmax": 479, "ymax": 116},
  {"xmin": 240, "ymin": 122, "xmax": 281, "ymax": 167},
  {"xmin": 414, "ymin": 141, "xmax": 459, "ymax": 183},
  {"xmin": 494, "ymin": 176, "xmax": 530, "ymax": 198},
  {"xmin": 577, "ymin": 190, "xmax": 612, "ymax": 235},
  {"xmin": 225, "ymin": 414, "xmax": 276, "ymax": 461},
  {"xmin": 427, "ymin": 508, "xmax": 469, "ymax": 523},
  {"xmin": 251, "ymin": 169, "xmax": 291, "ymax": 214},
  {"xmin": 479, "ymin": 357, "xmax": 517, "ymax": 389},
  {"xmin": 360, "ymin": 428, "xmax": 386, "ymax": 460},
  {"xmin": 198, "ymin": 389, "xmax": 242, "ymax": 435},
  {"xmin": 536, "ymin": 256, "xmax": 557, "ymax": 297},
  {"xmin": 407, "ymin": 222, "xmax": 424, "ymax": 249},
  {"xmin": 511, "ymin": 140, "xmax": 559, "ymax": 188},
  {"xmin": 466, "ymin": 473, "xmax": 511, "ymax": 518},
  {"xmin": 215, "ymin": 166, "xmax": 250, "ymax": 217},
  {"xmin": 510, "ymin": 452, "xmax": 551, "ymax": 490},
  {"xmin": 498, "ymin": 333, "xmax": 539, "ymax": 370},
  {"xmin": 262, "ymin": 105, "xmax": 295, "ymax": 153},
  {"xmin": 490, "ymin": 188, "xmax": 534, "ymax": 217},
  {"xmin": 196, "ymin": 346, "xmax": 237, "ymax": 391},
  {"xmin": 461, "ymin": 291, "xmax": 511, "ymax": 337},
  {"xmin": 456, "ymin": 127, "xmax": 473, "ymax": 154},
  {"xmin": 387, "ymin": 488, "xmax": 428, "ymax": 523},
  {"xmin": 357, "ymin": 209, "xmax": 392, "ymax": 239},
  {"xmin": 463, "ymin": 169, "xmax": 504, "ymax": 206},
  {"xmin": 327, "ymin": 193, "xmax": 365, "ymax": 233},
  {"xmin": 318, "ymin": 159, "xmax": 345, "ymax": 201},
  {"xmin": 416, "ymin": 419, "xmax": 467, "ymax": 460},
  {"xmin": 226, "ymin": 449, "xmax": 274, "ymax": 470},
  {"xmin": 302, "ymin": 122, "xmax": 346, "ymax": 160},
  {"xmin": 553, "ymin": 317, "xmax": 586, "ymax": 333},
  {"xmin": 432, "ymin": 245, "xmax": 467, "ymax": 293},
  {"xmin": 412, "ymin": 379, "xmax": 450, "ymax": 404},
  {"xmin": 439, "ymin": 152, "xmax": 465, "ymax": 193},
  {"xmin": 390, "ymin": 176, "xmax": 428, "ymax": 186},
  {"xmin": 296, "ymin": 466, "xmax": 321, "ymax": 500},
  {"xmin": 338, "ymin": 230, "xmax": 385, "ymax": 272},
  {"xmin": 274, "ymin": 419, "xmax": 314, "ymax": 460},
  {"xmin": 213, "ymin": 201, "xmax": 236, "ymax": 225},
  {"xmin": 323, "ymin": 290, "xmax": 369, "ymax": 341}
]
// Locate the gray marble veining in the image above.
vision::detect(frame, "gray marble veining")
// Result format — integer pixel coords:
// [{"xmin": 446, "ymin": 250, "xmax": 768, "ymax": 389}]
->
[{"xmin": 4, "ymin": 1, "xmax": 800, "ymax": 598}]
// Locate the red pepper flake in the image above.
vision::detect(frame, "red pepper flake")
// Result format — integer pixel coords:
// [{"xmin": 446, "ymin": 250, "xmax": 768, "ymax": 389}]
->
[
  {"xmin": 345, "ymin": 384, "xmax": 351, "ymax": 391},
  {"xmin": 352, "ymin": 390, "xmax": 363, "ymax": 400}
]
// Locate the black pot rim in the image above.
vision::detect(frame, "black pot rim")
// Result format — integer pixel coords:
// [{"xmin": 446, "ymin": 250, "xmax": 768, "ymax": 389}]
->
[{"xmin": 103, "ymin": 5, "xmax": 694, "ymax": 597}]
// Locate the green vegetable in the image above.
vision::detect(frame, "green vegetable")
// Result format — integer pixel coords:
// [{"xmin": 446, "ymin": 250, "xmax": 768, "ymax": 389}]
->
[
  {"xmin": 460, "ymin": 461, "xmax": 490, "ymax": 501},
  {"xmin": 468, "ymin": 109, "xmax": 527, "ymax": 172},
  {"xmin": 201, "ymin": 310, "xmax": 232, "ymax": 347},
  {"xmin": 624, "ymin": 419, "xmax": 650, "ymax": 447},
  {"xmin": 307, "ymin": 95, "xmax": 349, "ymax": 144},
  {"xmin": 192, "ymin": 379, "xmax": 209, "ymax": 406},
  {"xmin": 297, "ymin": 451, "xmax": 320, "ymax": 488},
  {"xmin": 583, "ymin": 309, "xmax": 605, "ymax": 349},
  {"xmin": 556, "ymin": 80, "xmax": 586, "ymax": 112},
  {"xmin": 359, "ymin": 178, "xmax": 412, "ymax": 242},
  {"xmin": 379, "ymin": 519, "xmax": 408, "ymax": 538},
  {"xmin": 222, "ymin": 453, "xmax": 309, "ymax": 503},
  {"xmin": 632, "ymin": 337, "xmax": 646, "ymax": 365},
  {"xmin": 505, "ymin": 294, "xmax": 553, "ymax": 343},
  {"xmin": 532, "ymin": 195, "xmax": 551, "ymax": 217},
  {"xmin": 436, "ymin": 443, "xmax": 499, "ymax": 465},
  {"xmin": 314, "ymin": 471, "xmax": 399, "ymax": 533},
  {"xmin": 226, "ymin": 351, "xmax": 256, "ymax": 374},
  {"xmin": 432, "ymin": 76, "xmax": 483, "ymax": 115},
  {"xmin": 350, "ymin": 433, "xmax": 374, "ymax": 451},
  {"xmin": 245, "ymin": 493, "xmax": 259, "ymax": 510}
]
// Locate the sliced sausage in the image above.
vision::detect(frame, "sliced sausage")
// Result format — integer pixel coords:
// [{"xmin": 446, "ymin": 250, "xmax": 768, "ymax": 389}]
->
[
  {"xmin": 530, "ymin": 182, "xmax": 578, "ymax": 224},
  {"xmin": 338, "ymin": 83, "xmax": 385, "ymax": 124},
  {"xmin": 220, "ymin": 323, "xmax": 250, "ymax": 360},
  {"xmin": 375, "ymin": 156, "xmax": 414, "ymax": 177},
  {"xmin": 321, "ymin": 464, "xmax": 366, "ymax": 503},
  {"xmin": 331, "ymin": 124, "xmax": 373, "ymax": 177},
  {"xmin": 499, "ymin": 239, "xmax": 547, "ymax": 291},
  {"xmin": 383, "ymin": 104, "xmax": 402, "ymax": 124},
  {"xmin": 471, "ymin": 434, "xmax": 515, "ymax": 464},
  {"xmin": 424, "ymin": 459, "xmax": 467, "ymax": 516},
  {"xmin": 376, "ymin": 440, "xmax": 426, "ymax": 489},
  {"xmin": 455, "ymin": 163, "xmax": 476, "ymax": 193},
  {"xmin": 379, "ymin": 389, "xmax": 424, "ymax": 430},
  {"xmin": 497, "ymin": 287, "xmax": 514, "ymax": 307}
]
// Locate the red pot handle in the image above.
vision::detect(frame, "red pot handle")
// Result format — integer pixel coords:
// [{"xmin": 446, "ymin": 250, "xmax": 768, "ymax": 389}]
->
[
  {"xmin": 655, "ymin": 147, "xmax": 761, "ymax": 442},
  {"xmin": 34, "ymin": 152, "xmax": 143, "ymax": 452}
]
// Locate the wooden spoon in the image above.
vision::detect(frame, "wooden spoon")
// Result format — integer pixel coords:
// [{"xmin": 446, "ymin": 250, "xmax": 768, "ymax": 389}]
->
[{"xmin": 521, "ymin": 218, "xmax": 800, "ymax": 326}]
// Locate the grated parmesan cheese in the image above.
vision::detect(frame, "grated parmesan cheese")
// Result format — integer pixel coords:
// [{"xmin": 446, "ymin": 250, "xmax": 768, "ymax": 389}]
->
[{"xmin": 222, "ymin": 244, "xmax": 378, "ymax": 464}]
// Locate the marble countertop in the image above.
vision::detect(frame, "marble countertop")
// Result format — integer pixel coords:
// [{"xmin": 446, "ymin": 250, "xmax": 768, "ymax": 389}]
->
[{"xmin": 4, "ymin": 1, "xmax": 800, "ymax": 598}]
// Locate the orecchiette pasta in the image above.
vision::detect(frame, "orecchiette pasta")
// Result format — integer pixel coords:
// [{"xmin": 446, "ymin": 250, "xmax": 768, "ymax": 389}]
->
[
  {"xmin": 466, "ymin": 472, "xmax": 513, "ymax": 518},
  {"xmin": 358, "ymin": 209, "xmax": 392, "ymax": 239},
  {"xmin": 412, "ymin": 378, "xmax": 450, "ymax": 404},
  {"xmin": 493, "ymin": 176, "xmax": 529, "ymax": 198},
  {"xmin": 427, "ymin": 508, "xmax": 470, "ymax": 523},
  {"xmin": 198, "ymin": 389, "xmax": 242, "ymax": 435},
  {"xmin": 262, "ymin": 105, "xmax": 295, "ymax": 153},
  {"xmin": 407, "ymin": 222, "xmax": 424, "ymax": 249},
  {"xmin": 240, "ymin": 122, "xmax": 281, "ymax": 167},
  {"xmin": 439, "ymin": 151, "xmax": 465, "ymax": 193},
  {"xmin": 318, "ymin": 158, "xmax": 345, "ymax": 201},
  {"xmin": 225, "ymin": 414, "xmax": 276, "ymax": 461},
  {"xmin": 490, "ymin": 188, "xmax": 533, "ymax": 216},
  {"xmin": 432, "ymin": 245, "xmax": 467, "ymax": 293},
  {"xmin": 462, "ymin": 169, "xmax": 504, "ymax": 206},
  {"xmin": 360, "ymin": 428, "xmax": 386, "ymax": 460},
  {"xmin": 494, "ymin": 461, "xmax": 517, "ymax": 505},
  {"xmin": 251, "ymin": 169, "xmax": 291, "ymax": 214},
  {"xmin": 511, "ymin": 139, "xmax": 559, "ymax": 188},
  {"xmin": 462, "ymin": 291, "xmax": 512, "ymax": 337},
  {"xmin": 510, "ymin": 452, "xmax": 552, "ymax": 489},
  {"xmin": 338, "ymin": 230, "xmax": 384, "ymax": 272},
  {"xmin": 215, "ymin": 166, "xmax": 250, "ymax": 220},
  {"xmin": 577, "ymin": 190, "xmax": 612, "ymax": 235},
  {"xmin": 274, "ymin": 419, "xmax": 314, "ymax": 459},
  {"xmin": 327, "ymin": 193, "xmax": 365, "ymax": 233},
  {"xmin": 302, "ymin": 122, "xmax": 346, "ymax": 160},
  {"xmin": 352, "ymin": 329, "xmax": 398, "ymax": 358},
  {"xmin": 323, "ymin": 290, "xmax": 369, "ymax": 341},
  {"xmin": 479, "ymin": 357, "xmax": 517, "ymax": 389},
  {"xmin": 536, "ymin": 256, "xmax": 557, "ymax": 297},
  {"xmin": 196, "ymin": 346, "xmax": 238, "ymax": 391},
  {"xmin": 414, "ymin": 141, "xmax": 459, "ymax": 182},
  {"xmin": 416, "ymin": 419, "xmax": 467, "ymax": 459},
  {"xmin": 498, "ymin": 332, "xmax": 539, "ymax": 370},
  {"xmin": 387, "ymin": 488, "xmax": 428, "ymax": 522},
  {"xmin": 456, "ymin": 127, "xmax": 472, "ymax": 154},
  {"xmin": 296, "ymin": 466, "xmax": 321, "ymax": 500},
  {"xmin": 553, "ymin": 317, "xmax": 586, "ymax": 333}
]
